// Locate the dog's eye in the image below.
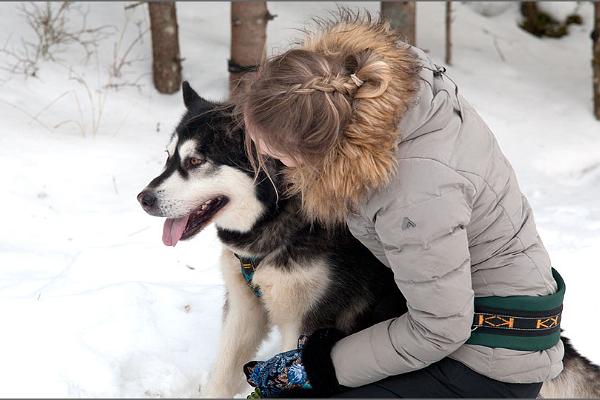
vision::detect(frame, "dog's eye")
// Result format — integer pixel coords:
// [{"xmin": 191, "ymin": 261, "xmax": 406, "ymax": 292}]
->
[{"xmin": 186, "ymin": 157, "xmax": 204, "ymax": 169}]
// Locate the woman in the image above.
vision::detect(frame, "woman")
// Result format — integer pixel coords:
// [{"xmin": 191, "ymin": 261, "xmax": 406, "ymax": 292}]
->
[{"xmin": 236, "ymin": 12, "xmax": 564, "ymax": 398}]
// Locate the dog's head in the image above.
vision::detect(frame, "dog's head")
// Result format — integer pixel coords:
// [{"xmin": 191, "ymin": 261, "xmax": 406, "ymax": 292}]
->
[{"xmin": 138, "ymin": 82, "xmax": 279, "ymax": 246}]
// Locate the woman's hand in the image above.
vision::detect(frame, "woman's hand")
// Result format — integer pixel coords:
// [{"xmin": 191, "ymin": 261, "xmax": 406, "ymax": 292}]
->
[{"xmin": 244, "ymin": 329, "xmax": 345, "ymax": 398}]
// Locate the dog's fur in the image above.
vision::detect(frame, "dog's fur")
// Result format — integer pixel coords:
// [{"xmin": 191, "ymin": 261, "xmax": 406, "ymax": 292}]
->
[
  {"xmin": 139, "ymin": 84, "xmax": 600, "ymax": 398},
  {"xmin": 140, "ymin": 84, "xmax": 406, "ymax": 397}
]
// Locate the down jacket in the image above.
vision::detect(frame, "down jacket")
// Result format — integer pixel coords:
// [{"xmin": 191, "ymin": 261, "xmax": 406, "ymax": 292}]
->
[{"xmin": 284, "ymin": 18, "xmax": 564, "ymax": 386}]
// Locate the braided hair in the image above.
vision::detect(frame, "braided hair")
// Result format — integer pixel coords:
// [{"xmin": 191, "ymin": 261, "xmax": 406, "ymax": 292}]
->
[{"xmin": 234, "ymin": 47, "xmax": 391, "ymax": 176}]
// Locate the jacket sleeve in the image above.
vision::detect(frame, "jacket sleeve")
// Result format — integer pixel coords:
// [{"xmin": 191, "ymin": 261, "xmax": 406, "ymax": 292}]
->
[{"xmin": 331, "ymin": 159, "xmax": 476, "ymax": 387}]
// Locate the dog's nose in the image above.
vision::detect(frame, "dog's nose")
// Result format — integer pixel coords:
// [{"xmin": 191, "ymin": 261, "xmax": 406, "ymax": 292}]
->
[{"xmin": 137, "ymin": 191, "xmax": 157, "ymax": 210}]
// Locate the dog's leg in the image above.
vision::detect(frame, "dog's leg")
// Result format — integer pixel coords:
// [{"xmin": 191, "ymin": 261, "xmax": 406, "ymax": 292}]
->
[
  {"xmin": 252, "ymin": 260, "xmax": 330, "ymax": 352},
  {"xmin": 279, "ymin": 321, "xmax": 302, "ymax": 351},
  {"xmin": 202, "ymin": 249, "xmax": 269, "ymax": 398}
]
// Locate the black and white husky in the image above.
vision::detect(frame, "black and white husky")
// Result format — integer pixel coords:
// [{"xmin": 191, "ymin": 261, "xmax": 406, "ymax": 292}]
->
[{"xmin": 138, "ymin": 82, "xmax": 600, "ymax": 398}]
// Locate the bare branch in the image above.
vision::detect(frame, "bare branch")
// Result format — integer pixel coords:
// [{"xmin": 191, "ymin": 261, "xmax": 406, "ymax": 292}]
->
[
  {"xmin": 1, "ymin": 2, "xmax": 116, "ymax": 78},
  {"xmin": 125, "ymin": 1, "xmax": 145, "ymax": 11},
  {"xmin": 105, "ymin": 12, "xmax": 149, "ymax": 91}
]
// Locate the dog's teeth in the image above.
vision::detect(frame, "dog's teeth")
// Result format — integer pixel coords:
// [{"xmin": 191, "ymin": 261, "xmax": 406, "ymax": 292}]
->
[{"xmin": 195, "ymin": 198, "xmax": 220, "ymax": 215}]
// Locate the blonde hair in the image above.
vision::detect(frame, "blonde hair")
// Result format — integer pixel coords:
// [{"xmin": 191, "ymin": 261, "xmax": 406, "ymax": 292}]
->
[
  {"xmin": 233, "ymin": 46, "xmax": 392, "ymax": 178},
  {"xmin": 232, "ymin": 9, "xmax": 421, "ymax": 225}
]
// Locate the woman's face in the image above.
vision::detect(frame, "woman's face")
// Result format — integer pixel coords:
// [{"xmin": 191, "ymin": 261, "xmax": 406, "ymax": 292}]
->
[
  {"xmin": 252, "ymin": 137, "xmax": 299, "ymax": 168},
  {"xmin": 244, "ymin": 114, "xmax": 299, "ymax": 168}
]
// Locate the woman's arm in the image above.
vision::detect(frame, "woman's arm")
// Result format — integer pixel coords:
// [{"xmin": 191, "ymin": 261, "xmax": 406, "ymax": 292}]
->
[{"xmin": 331, "ymin": 159, "xmax": 476, "ymax": 387}]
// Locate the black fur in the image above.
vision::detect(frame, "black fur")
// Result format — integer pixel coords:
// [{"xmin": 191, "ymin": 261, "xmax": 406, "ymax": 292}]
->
[{"xmin": 171, "ymin": 84, "xmax": 408, "ymax": 337}]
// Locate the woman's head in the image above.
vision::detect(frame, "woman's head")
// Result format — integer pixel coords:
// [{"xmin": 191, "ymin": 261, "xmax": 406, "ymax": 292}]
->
[
  {"xmin": 237, "ymin": 47, "xmax": 390, "ymax": 172},
  {"xmin": 233, "ymin": 11, "xmax": 421, "ymax": 225}
]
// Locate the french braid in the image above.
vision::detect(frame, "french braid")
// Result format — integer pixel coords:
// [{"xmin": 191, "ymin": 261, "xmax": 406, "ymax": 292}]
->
[{"xmin": 289, "ymin": 74, "xmax": 362, "ymax": 97}]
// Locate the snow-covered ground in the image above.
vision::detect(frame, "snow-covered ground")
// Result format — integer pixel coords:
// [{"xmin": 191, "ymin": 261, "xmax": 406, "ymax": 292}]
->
[{"xmin": 0, "ymin": 1, "xmax": 598, "ymax": 397}]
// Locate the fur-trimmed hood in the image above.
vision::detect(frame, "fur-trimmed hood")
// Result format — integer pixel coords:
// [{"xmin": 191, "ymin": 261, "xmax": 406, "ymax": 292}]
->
[{"xmin": 283, "ymin": 14, "xmax": 425, "ymax": 225}]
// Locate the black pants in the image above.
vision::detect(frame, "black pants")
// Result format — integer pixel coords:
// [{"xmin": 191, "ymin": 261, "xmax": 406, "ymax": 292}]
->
[{"xmin": 332, "ymin": 357, "xmax": 543, "ymax": 398}]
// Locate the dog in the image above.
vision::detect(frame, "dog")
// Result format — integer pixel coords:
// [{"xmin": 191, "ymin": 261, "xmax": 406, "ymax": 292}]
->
[{"xmin": 138, "ymin": 82, "xmax": 600, "ymax": 398}]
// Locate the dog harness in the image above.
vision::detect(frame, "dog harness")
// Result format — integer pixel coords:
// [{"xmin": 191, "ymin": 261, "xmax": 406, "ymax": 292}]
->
[
  {"xmin": 467, "ymin": 267, "xmax": 565, "ymax": 351},
  {"xmin": 234, "ymin": 253, "xmax": 263, "ymax": 298}
]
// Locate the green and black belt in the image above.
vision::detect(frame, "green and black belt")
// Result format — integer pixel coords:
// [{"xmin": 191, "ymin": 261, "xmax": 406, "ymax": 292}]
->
[{"xmin": 466, "ymin": 267, "xmax": 565, "ymax": 351}]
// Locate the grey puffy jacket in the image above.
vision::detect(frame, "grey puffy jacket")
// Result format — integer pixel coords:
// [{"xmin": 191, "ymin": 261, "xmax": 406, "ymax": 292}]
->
[
  {"xmin": 286, "ymin": 20, "xmax": 564, "ymax": 386},
  {"xmin": 332, "ymin": 47, "xmax": 563, "ymax": 386}
]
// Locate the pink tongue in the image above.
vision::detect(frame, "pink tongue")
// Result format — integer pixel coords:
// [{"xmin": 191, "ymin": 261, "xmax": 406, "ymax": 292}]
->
[{"xmin": 162, "ymin": 215, "xmax": 190, "ymax": 247}]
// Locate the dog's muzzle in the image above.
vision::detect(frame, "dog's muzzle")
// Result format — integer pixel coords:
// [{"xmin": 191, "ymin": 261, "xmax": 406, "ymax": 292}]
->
[{"xmin": 137, "ymin": 191, "xmax": 157, "ymax": 212}]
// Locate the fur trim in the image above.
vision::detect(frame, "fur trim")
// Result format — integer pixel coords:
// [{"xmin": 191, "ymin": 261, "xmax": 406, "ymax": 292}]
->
[{"xmin": 284, "ymin": 11, "xmax": 421, "ymax": 225}]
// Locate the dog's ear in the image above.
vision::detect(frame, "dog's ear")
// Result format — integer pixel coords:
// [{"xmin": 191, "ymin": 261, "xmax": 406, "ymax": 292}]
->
[
  {"xmin": 182, "ymin": 81, "xmax": 211, "ymax": 109},
  {"xmin": 182, "ymin": 81, "xmax": 199, "ymax": 109}
]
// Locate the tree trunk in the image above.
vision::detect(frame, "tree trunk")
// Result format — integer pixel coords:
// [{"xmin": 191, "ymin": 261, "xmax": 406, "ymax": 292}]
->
[
  {"xmin": 148, "ymin": 1, "xmax": 182, "ymax": 94},
  {"xmin": 593, "ymin": 1, "xmax": 600, "ymax": 120},
  {"xmin": 381, "ymin": 1, "xmax": 416, "ymax": 45},
  {"xmin": 229, "ymin": 1, "xmax": 271, "ymax": 97},
  {"xmin": 520, "ymin": 2, "xmax": 543, "ymax": 37},
  {"xmin": 445, "ymin": 1, "xmax": 452, "ymax": 65},
  {"xmin": 520, "ymin": 1, "xmax": 539, "ymax": 23}
]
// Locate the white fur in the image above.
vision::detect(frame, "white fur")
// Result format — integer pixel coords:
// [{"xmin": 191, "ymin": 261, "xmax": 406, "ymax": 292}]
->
[
  {"xmin": 252, "ymin": 259, "xmax": 330, "ymax": 338},
  {"xmin": 178, "ymin": 139, "xmax": 197, "ymax": 160},
  {"xmin": 151, "ymin": 163, "xmax": 265, "ymax": 232},
  {"xmin": 202, "ymin": 249, "xmax": 269, "ymax": 398},
  {"xmin": 202, "ymin": 253, "xmax": 331, "ymax": 397},
  {"xmin": 211, "ymin": 167, "xmax": 266, "ymax": 232}
]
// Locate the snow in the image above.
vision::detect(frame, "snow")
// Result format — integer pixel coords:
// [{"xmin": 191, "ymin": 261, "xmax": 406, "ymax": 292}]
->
[
  {"xmin": 0, "ymin": 1, "xmax": 598, "ymax": 397},
  {"xmin": 536, "ymin": 1, "xmax": 582, "ymax": 22},
  {"xmin": 464, "ymin": 2, "xmax": 512, "ymax": 18}
]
